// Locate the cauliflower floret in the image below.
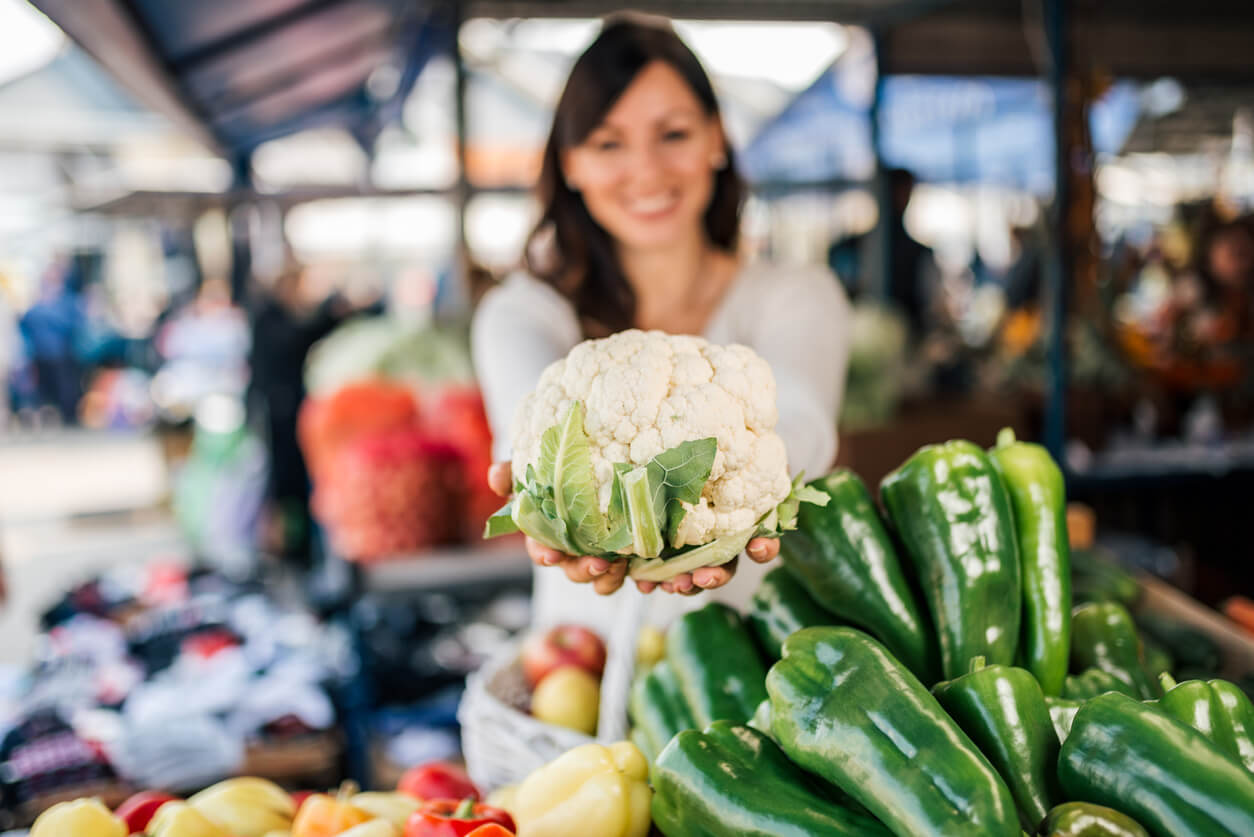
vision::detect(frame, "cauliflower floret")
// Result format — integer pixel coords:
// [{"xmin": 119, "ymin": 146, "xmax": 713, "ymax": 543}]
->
[{"xmin": 510, "ymin": 329, "xmax": 792, "ymax": 548}]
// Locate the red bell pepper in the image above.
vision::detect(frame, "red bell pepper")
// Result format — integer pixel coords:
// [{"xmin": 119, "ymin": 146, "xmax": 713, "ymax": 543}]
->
[
  {"xmin": 113, "ymin": 790, "xmax": 178, "ymax": 834},
  {"xmin": 404, "ymin": 798, "xmax": 515, "ymax": 837},
  {"xmin": 397, "ymin": 762, "xmax": 480, "ymax": 801},
  {"xmin": 465, "ymin": 825, "xmax": 515, "ymax": 837}
]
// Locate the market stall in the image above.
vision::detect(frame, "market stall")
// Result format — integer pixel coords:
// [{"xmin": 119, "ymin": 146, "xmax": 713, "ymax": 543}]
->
[{"xmin": 7, "ymin": 1, "xmax": 1254, "ymax": 836}]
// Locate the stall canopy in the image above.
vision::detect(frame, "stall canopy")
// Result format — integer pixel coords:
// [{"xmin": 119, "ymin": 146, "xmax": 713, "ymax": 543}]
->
[
  {"xmin": 29, "ymin": 0, "xmax": 454, "ymax": 167},
  {"xmin": 741, "ymin": 51, "xmax": 1143, "ymax": 193}
]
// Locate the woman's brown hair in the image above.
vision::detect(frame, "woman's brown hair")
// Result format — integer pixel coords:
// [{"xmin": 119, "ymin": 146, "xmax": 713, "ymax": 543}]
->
[{"xmin": 523, "ymin": 16, "xmax": 745, "ymax": 335}]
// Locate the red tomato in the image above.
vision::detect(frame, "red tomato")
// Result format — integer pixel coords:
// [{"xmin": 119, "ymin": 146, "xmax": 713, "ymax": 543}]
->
[{"xmin": 397, "ymin": 762, "xmax": 480, "ymax": 802}]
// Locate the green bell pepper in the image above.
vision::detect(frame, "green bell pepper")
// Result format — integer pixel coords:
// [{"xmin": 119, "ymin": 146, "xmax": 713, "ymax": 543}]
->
[
  {"xmin": 881, "ymin": 441, "xmax": 1022, "ymax": 680},
  {"xmin": 651, "ymin": 721, "xmax": 891, "ymax": 837},
  {"xmin": 1062, "ymin": 668, "xmax": 1139, "ymax": 701},
  {"xmin": 779, "ymin": 469, "xmax": 937, "ymax": 682},
  {"xmin": 1045, "ymin": 697, "xmax": 1083, "ymax": 744},
  {"xmin": 747, "ymin": 566, "xmax": 837, "ymax": 661},
  {"xmin": 666, "ymin": 602, "xmax": 768, "ymax": 728},
  {"xmin": 933, "ymin": 657, "xmax": 1062, "ymax": 830},
  {"xmin": 1138, "ymin": 634, "xmax": 1173, "ymax": 681},
  {"xmin": 1070, "ymin": 602, "xmax": 1159, "ymax": 699},
  {"xmin": 1058, "ymin": 692, "xmax": 1254, "ymax": 837},
  {"xmin": 1038, "ymin": 802, "xmax": 1149, "ymax": 837},
  {"xmin": 1069, "ymin": 549, "xmax": 1139, "ymax": 608},
  {"xmin": 1155, "ymin": 673, "xmax": 1254, "ymax": 773},
  {"xmin": 989, "ymin": 429, "xmax": 1071, "ymax": 697},
  {"xmin": 768, "ymin": 626, "xmax": 1020, "ymax": 837},
  {"xmin": 628, "ymin": 659, "xmax": 696, "ymax": 763}
]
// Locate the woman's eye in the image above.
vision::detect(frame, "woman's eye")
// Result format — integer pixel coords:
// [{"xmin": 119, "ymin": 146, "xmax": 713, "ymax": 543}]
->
[
  {"xmin": 663, "ymin": 129, "xmax": 690, "ymax": 142},
  {"xmin": 593, "ymin": 139, "xmax": 621, "ymax": 152}
]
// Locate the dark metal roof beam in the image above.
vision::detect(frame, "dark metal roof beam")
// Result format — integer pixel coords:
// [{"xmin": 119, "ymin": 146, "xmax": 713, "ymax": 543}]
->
[
  {"xmin": 168, "ymin": 0, "xmax": 359, "ymax": 70},
  {"xmin": 193, "ymin": 27, "xmax": 396, "ymax": 112}
]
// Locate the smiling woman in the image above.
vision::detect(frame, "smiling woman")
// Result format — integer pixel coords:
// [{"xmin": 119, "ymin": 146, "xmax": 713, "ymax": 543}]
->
[{"xmin": 470, "ymin": 14, "xmax": 851, "ymax": 631}]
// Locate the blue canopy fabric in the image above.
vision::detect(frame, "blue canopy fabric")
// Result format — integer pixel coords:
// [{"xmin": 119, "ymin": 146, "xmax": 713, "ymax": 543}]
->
[{"xmin": 742, "ymin": 57, "xmax": 1143, "ymax": 194}]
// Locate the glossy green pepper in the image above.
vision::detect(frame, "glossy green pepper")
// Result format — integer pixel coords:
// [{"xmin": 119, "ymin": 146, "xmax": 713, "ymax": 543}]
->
[
  {"xmin": 1134, "ymin": 610, "xmax": 1221, "ymax": 675},
  {"xmin": 989, "ymin": 429, "xmax": 1071, "ymax": 697},
  {"xmin": 1138, "ymin": 634, "xmax": 1173, "ymax": 681},
  {"xmin": 1070, "ymin": 602, "xmax": 1159, "ymax": 699},
  {"xmin": 1058, "ymin": 692, "xmax": 1254, "ymax": 836},
  {"xmin": 666, "ymin": 602, "xmax": 768, "ymax": 728},
  {"xmin": 651, "ymin": 721, "xmax": 890, "ymax": 837},
  {"xmin": 629, "ymin": 659, "xmax": 696, "ymax": 763},
  {"xmin": 1062, "ymin": 668, "xmax": 1138, "ymax": 701},
  {"xmin": 768, "ymin": 627, "xmax": 1019, "ymax": 836},
  {"xmin": 1038, "ymin": 802, "xmax": 1149, "ymax": 837},
  {"xmin": 933, "ymin": 657, "xmax": 1062, "ymax": 830},
  {"xmin": 779, "ymin": 469, "xmax": 937, "ymax": 681},
  {"xmin": 747, "ymin": 566, "xmax": 837, "ymax": 661},
  {"xmin": 1155, "ymin": 673, "xmax": 1254, "ymax": 772},
  {"xmin": 881, "ymin": 441, "xmax": 1021, "ymax": 680},
  {"xmin": 1069, "ymin": 549, "xmax": 1140, "ymax": 608},
  {"xmin": 1045, "ymin": 697, "xmax": 1083, "ymax": 744}
]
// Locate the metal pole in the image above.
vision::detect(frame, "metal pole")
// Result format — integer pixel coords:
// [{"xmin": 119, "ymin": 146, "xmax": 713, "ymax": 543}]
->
[
  {"xmin": 452, "ymin": 0, "xmax": 471, "ymax": 292},
  {"xmin": 871, "ymin": 28, "xmax": 893, "ymax": 303},
  {"xmin": 1044, "ymin": 0, "xmax": 1070, "ymax": 463}
]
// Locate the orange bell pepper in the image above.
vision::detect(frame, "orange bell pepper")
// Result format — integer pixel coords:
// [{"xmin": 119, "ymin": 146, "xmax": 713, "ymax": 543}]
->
[{"xmin": 291, "ymin": 785, "xmax": 373, "ymax": 837}]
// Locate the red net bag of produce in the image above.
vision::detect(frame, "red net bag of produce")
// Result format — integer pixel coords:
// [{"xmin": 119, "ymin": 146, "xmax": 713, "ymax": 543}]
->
[
  {"xmin": 419, "ymin": 384, "xmax": 499, "ymax": 541},
  {"xmin": 298, "ymin": 381, "xmax": 420, "ymax": 483},
  {"xmin": 314, "ymin": 428, "xmax": 467, "ymax": 562}
]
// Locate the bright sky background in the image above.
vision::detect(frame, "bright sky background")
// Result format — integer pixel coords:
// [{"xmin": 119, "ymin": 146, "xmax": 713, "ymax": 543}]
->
[{"xmin": 0, "ymin": 0, "xmax": 63, "ymax": 86}]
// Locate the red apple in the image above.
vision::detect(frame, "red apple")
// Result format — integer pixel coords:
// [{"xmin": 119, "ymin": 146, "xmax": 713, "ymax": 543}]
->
[
  {"xmin": 520, "ymin": 624, "xmax": 607, "ymax": 688},
  {"xmin": 114, "ymin": 791, "xmax": 178, "ymax": 834}
]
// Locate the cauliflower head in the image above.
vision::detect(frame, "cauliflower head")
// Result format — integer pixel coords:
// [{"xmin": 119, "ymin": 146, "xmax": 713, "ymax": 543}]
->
[{"xmin": 510, "ymin": 329, "xmax": 792, "ymax": 547}]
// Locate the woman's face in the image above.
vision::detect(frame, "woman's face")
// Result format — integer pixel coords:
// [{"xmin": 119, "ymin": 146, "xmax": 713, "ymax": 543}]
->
[{"xmin": 561, "ymin": 60, "xmax": 725, "ymax": 253}]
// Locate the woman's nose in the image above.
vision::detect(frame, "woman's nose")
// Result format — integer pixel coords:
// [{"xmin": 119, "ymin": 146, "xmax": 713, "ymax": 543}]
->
[{"xmin": 626, "ymin": 141, "xmax": 666, "ymax": 182}]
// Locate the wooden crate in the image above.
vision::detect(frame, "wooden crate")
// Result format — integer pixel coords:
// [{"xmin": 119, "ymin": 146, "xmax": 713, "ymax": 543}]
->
[{"xmin": 1134, "ymin": 573, "xmax": 1254, "ymax": 679}]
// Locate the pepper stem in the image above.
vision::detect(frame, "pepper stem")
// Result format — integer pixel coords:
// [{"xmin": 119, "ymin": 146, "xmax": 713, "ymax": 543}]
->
[
  {"xmin": 454, "ymin": 797, "xmax": 476, "ymax": 819},
  {"xmin": 1159, "ymin": 672, "xmax": 1179, "ymax": 691},
  {"xmin": 996, "ymin": 427, "xmax": 1017, "ymax": 448}
]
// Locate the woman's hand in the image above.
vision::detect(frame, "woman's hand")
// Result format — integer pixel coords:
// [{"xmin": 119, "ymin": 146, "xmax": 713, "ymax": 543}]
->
[{"xmin": 488, "ymin": 462, "xmax": 779, "ymax": 596}]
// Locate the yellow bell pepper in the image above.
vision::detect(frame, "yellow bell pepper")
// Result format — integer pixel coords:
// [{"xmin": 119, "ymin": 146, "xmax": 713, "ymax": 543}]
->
[
  {"xmin": 30, "ymin": 798, "xmax": 126, "ymax": 837},
  {"xmin": 350, "ymin": 792, "xmax": 421, "ymax": 829},
  {"xmin": 189, "ymin": 777, "xmax": 295, "ymax": 836},
  {"xmin": 512, "ymin": 741, "xmax": 651, "ymax": 837},
  {"xmin": 148, "ymin": 802, "xmax": 231, "ymax": 837},
  {"xmin": 337, "ymin": 821, "xmax": 399, "ymax": 837}
]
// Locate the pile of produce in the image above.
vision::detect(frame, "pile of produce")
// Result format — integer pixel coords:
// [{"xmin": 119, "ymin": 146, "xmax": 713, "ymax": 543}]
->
[
  {"xmin": 624, "ymin": 428, "xmax": 1254, "ymax": 837},
  {"xmin": 299, "ymin": 380, "xmax": 497, "ymax": 561},
  {"xmin": 516, "ymin": 624, "xmax": 608, "ymax": 736},
  {"xmin": 28, "ymin": 763, "xmax": 514, "ymax": 837}
]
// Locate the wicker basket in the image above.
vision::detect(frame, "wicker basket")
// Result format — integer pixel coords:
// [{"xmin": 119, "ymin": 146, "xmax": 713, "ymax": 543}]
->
[{"xmin": 459, "ymin": 589, "xmax": 647, "ymax": 791}]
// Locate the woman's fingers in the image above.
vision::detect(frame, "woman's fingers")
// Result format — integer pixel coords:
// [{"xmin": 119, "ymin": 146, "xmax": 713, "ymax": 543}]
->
[
  {"xmin": 563, "ymin": 555, "xmax": 611, "ymax": 584},
  {"xmin": 525, "ymin": 536, "xmax": 564, "ymax": 567},
  {"xmin": 592, "ymin": 560, "xmax": 628, "ymax": 595},
  {"xmin": 488, "ymin": 461, "xmax": 513, "ymax": 497},
  {"xmin": 746, "ymin": 537, "xmax": 779, "ymax": 563},
  {"xmin": 635, "ymin": 579, "xmax": 659, "ymax": 594}
]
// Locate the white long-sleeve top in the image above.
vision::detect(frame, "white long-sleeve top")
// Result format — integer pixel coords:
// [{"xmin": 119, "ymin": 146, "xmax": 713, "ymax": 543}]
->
[{"xmin": 471, "ymin": 261, "xmax": 851, "ymax": 631}]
